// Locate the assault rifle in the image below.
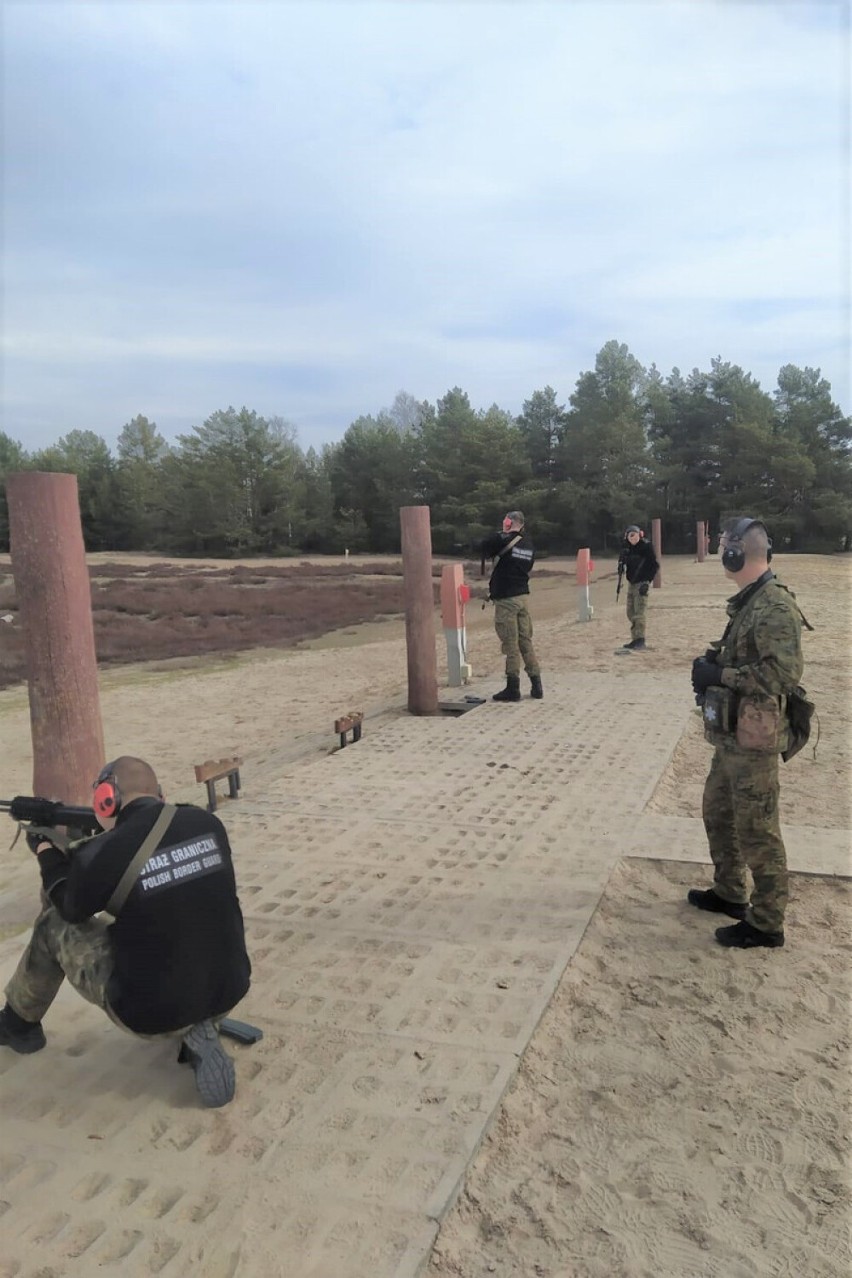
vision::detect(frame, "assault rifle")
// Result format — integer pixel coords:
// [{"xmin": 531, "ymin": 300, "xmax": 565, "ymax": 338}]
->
[
  {"xmin": 0, "ymin": 796, "xmax": 101, "ymax": 849},
  {"xmin": 616, "ymin": 554, "xmax": 626, "ymax": 600}
]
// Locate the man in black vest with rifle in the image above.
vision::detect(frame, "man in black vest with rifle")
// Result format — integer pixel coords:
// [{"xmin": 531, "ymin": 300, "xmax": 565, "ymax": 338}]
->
[
  {"xmin": 480, "ymin": 511, "xmax": 543, "ymax": 702},
  {"xmin": 616, "ymin": 524, "xmax": 658, "ymax": 652},
  {"xmin": 0, "ymin": 756, "xmax": 251, "ymax": 1106}
]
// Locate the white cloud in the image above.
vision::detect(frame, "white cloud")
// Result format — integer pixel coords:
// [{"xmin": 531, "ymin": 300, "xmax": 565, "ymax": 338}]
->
[{"xmin": 1, "ymin": 1, "xmax": 848, "ymax": 449}]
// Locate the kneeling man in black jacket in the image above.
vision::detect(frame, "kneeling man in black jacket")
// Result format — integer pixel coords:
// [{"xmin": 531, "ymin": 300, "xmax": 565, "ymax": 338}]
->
[{"xmin": 0, "ymin": 756, "xmax": 252, "ymax": 1108}]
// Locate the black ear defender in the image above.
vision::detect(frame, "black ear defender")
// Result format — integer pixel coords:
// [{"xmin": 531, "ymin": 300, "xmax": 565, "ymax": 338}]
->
[
  {"xmin": 721, "ymin": 518, "xmax": 773, "ymax": 573},
  {"xmin": 93, "ymin": 761, "xmax": 121, "ymax": 819}
]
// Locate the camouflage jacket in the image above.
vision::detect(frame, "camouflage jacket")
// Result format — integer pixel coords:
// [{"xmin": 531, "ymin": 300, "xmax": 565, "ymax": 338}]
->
[{"xmin": 707, "ymin": 572, "xmax": 804, "ymax": 749}]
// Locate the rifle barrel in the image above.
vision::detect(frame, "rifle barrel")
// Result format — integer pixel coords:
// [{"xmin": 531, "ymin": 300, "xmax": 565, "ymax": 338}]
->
[{"xmin": 1, "ymin": 796, "xmax": 100, "ymax": 833}]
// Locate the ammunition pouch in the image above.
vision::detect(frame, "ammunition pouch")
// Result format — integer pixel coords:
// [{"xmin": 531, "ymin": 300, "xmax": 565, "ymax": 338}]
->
[
  {"xmin": 702, "ymin": 686, "xmax": 737, "ymax": 741},
  {"xmin": 735, "ymin": 694, "xmax": 782, "ymax": 753},
  {"xmin": 704, "ymin": 686, "xmax": 785, "ymax": 753}
]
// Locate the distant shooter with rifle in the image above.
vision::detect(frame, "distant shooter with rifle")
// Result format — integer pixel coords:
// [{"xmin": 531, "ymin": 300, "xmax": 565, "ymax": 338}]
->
[
  {"xmin": 0, "ymin": 756, "xmax": 251, "ymax": 1107},
  {"xmin": 616, "ymin": 524, "xmax": 659, "ymax": 653},
  {"xmin": 479, "ymin": 510, "xmax": 543, "ymax": 702}
]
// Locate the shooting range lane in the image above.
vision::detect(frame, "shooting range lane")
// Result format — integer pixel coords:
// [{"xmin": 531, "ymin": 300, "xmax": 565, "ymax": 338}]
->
[
  {"xmin": 0, "ymin": 665, "xmax": 846, "ymax": 1276},
  {"xmin": 0, "ymin": 670, "xmax": 681, "ymax": 1277}
]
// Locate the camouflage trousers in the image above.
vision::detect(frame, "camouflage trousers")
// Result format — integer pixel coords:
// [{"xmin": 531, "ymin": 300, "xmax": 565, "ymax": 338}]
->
[
  {"xmin": 5, "ymin": 902, "xmax": 131, "ymax": 1030},
  {"xmin": 494, "ymin": 596, "xmax": 540, "ymax": 678},
  {"xmin": 702, "ymin": 743, "xmax": 788, "ymax": 933},
  {"xmin": 626, "ymin": 583, "xmax": 649, "ymax": 641}
]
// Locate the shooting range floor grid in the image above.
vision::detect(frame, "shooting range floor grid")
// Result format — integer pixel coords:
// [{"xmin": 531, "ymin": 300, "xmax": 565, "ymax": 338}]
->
[{"xmin": 0, "ymin": 670, "xmax": 846, "ymax": 1278}]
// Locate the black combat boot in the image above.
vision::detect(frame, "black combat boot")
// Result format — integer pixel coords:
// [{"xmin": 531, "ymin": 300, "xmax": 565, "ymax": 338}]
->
[
  {"xmin": 179, "ymin": 1020, "xmax": 236, "ymax": 1107},
  {"xmin": 687, "ymin": 888, "xmax": 747, "ymax": 921},
  {"xmin": 492, "ymin": 675, "xmax": 521, "ymax": 702},
  {"xmin": 0, "ymin": 1005, "xmax": 47, "ymax": 1054},
  {"xmin": 620, "ymin": 639, "xmax": 637, "ymax": 651},
  {"xmin": 529, "ymin": 675, "xmax": 543, "ymax": 699},
  {"xmin": 631, "ymin": 639, "xmax": 646, "ymax": 651},
  {"xmin": 715, "ymin": 920, "xmax": 784, "ymax": 949}
]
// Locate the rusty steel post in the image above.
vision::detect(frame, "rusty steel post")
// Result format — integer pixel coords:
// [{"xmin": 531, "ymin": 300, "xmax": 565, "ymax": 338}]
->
[
  {"xmin": 651, "ymin": 517, "xmax": 662, "ymax": 588},
  {"xmin": 400, "ymin": 506, "xmax": 439, "ymax": 715},
  {"xmin": 697, "ymin": 519, "xmax": 706, "ymax": 563},
  {"xmin": 6, "ymin": 472, "xmax": 105, "ymax": 803}
]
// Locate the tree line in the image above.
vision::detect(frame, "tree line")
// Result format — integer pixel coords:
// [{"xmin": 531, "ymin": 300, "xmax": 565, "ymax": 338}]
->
[{"xmin": 1, "ymin": 341, "xmax": 849, "ymax": 557}]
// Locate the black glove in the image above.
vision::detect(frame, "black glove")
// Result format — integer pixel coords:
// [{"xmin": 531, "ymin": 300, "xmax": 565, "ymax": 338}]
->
[
  {"xmin": 692, "ymin": 658, "xmax": 724, "ymax": 696},
  {"xmin": 638, "ymin": 582, "xmax": 650, "ymax": 597},
  {"xmin": 703, "ymin": 647, "xmax": 720, "ymax": 662},
  {"xmin": 25, "ymin": 828, "xmax": 54, "ymax": 854}
]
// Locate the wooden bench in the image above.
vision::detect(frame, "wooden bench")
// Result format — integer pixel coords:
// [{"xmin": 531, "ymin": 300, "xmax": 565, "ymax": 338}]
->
[
  {"xmin": 334, "ymin": 711, "xmax": 363, "ymax": 749},
  {"xmin": 194, "ymin": 756, "xmax": 243, "ymax": 812}
]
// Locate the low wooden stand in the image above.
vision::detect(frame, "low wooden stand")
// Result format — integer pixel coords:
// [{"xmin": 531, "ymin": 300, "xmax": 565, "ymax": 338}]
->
[
  {"xmin": 334, "ymin": 711, "xmax": 363, "ymax": 749},
  {"xmin": 194, "ymin": 756, "xmax": 243, "ymax": 812}
]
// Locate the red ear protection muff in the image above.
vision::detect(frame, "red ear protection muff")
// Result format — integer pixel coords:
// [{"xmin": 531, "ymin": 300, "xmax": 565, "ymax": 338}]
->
[
  {"xmin": 502, "ymin": 516, "xmax": 513, "ymax": 531},
  {"xmin": 93, "ymin": 762, "xmax": 121, "ymax": 819},
  {"xmin": 721, "ymin": 518, "xmax": 773, "ymax": 573}
]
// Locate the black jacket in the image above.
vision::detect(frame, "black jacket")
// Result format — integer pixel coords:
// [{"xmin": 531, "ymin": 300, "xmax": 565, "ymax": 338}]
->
[
  {"xmin": 37, "ymin": 798, "xmax": 251, "ymax": 1034},
  {"xmin": 480, "ymin": 531, "xmax": 536, "ymax": 600},
  {"xmin": 619, "ymin": 538, "xmax": 658, "ymax": 585}
]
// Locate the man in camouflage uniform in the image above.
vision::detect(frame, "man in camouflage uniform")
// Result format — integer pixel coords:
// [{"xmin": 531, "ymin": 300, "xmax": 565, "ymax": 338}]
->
[{"xmin": 688, "ymin": 519, "xmax": 804, "ymax": 948}]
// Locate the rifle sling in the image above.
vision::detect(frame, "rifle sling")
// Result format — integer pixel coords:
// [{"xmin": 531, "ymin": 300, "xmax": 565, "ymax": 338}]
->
[
  {"xmin": 481, "ymin": 534, "xmax": 522, "ymax": 579},
  {"xmin": 104, "ymin": 804, "xmax": 177, "ymax": 918},
  {"xmin": 497, "ymin": 534, "xmax": 522, "ymax": 559}
]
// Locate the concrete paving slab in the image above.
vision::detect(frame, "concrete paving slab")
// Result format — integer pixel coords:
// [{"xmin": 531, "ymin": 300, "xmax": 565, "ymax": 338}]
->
[
  {"xmin": 623, "ymin": 812, "xmax": 852, "ymax": 877},
  {"xmin": 0, "ymin": 669, "xmax": 842, "ymax": 1278}
]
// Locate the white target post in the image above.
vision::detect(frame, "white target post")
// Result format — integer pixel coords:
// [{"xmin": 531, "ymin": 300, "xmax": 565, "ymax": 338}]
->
[
  {"xmin": 440, "ymin": 563, "xmax": 471, "ymax": 686},
  {"xmin": 576, "ymin": 547, "xmax": 595, "ymax": 621}
]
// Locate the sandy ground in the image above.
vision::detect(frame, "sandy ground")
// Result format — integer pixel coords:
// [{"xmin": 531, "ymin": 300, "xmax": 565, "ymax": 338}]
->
[
  {"xmin": 426, "ymin": 554, "xmax": 851, "ymax": 1278},
  {"xmin": 0, "ymin": 551, "xmax": 849, "ymax": 1277},
  {"xmin": 429, "ymin": 859, "xmax": 851, "ymax": 1278}
]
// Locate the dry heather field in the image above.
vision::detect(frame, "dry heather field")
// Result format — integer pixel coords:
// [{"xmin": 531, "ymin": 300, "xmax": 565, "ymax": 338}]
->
[
  {"xmin": 0, "ymin": 553, "xmax": 568, "ymax": 690},
  {"xmin": 0, "ymin": 557, "xmax": 437, "ymax": 689}
]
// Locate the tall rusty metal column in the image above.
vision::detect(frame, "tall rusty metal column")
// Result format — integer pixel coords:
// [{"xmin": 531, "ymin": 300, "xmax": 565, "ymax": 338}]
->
[
  {"xmin": 400, "ymin": 506, "xmax": 439, "ymax": 715},
  {"xmin": 6, "ymin": 472, "xmax": 105, "ymax": 803},
  {"xmin": 651, "ymin": 517, "xmax": 662, "ymax": 588},
  {"xmin": 696, "ymin": 520, "xmax": 706, "ymax": 563}
]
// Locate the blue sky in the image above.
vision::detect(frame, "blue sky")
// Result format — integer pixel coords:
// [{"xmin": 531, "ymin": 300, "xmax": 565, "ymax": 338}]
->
[{"xmin": 2, "ymin": 1, "xmax": 849, "ymax": 453}]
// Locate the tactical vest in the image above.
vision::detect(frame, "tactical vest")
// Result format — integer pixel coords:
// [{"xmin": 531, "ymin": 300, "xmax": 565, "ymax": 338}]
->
[{"xmin": 713, "ymin": 578, "xmax": 805, "ymax": 753}]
